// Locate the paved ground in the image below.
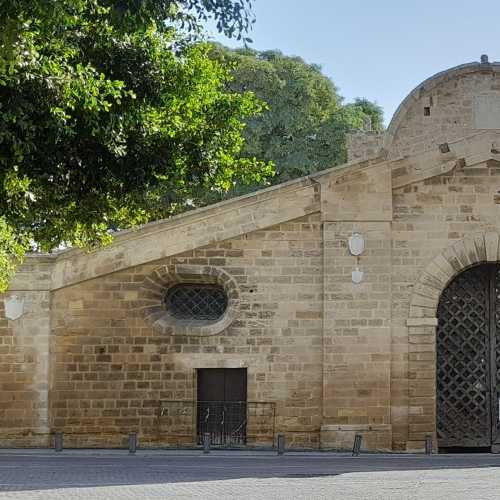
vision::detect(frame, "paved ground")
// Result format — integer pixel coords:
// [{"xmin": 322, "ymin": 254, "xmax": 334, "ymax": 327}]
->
[{"xmin": 1, "ymin": 450, "xmax": 500, "ymax": 498}]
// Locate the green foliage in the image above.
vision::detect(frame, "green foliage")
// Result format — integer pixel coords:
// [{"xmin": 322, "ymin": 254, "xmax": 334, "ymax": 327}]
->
[
  {"xmin": 210, "ymin": 46, "xmax": 384, "ymax": 189},
  {"xmin": 0, "ymin": 0, "xmax": 269, "ymax": 292},
  {"xmin": 0, "ymin": 1, "xmax": 255, "ymax": 41},
  {"xmin": 0, "ymin": 217, "xmax": 27, "ymax": 292},
  {"xmin": 345, "ymin": 98, "xmax": 384, "ymax": 132}
]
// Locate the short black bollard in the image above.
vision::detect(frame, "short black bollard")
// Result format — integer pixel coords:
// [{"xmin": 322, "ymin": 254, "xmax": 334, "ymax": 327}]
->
[
  {"xmin": 425, "ymin": 434, "xmax": 433, "ymax": 455},
  {"xmin": 128, "ymin": 432, "xmax": 137, "ymax": 454},
  {"xmin": 203, "ymin": 433, "xmax": 211, "ymax": 454},
  {"xmin": 277, "ymin": 433, "xmax": 285, "ymax": 455},
  {"xmin": 54, "ymin": 431, "xmax": 63, "ymax": 452},
  {"xmin": 352, "ymin": 433, "xmax": 362, "ymax": 456}
]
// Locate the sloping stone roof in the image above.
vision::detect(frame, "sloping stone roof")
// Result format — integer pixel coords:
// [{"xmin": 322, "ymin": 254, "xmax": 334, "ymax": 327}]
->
[{"xmin": 16, "ymin": 58, "xmax": 500, "ymax": 290}]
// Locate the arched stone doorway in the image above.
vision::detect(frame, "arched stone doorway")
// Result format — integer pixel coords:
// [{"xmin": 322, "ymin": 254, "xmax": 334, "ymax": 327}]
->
[
  {"xmin": 436, "ymin": 263, "xmax": 500, "ymax": 449},
  {"xmin": 405, "ymin": 233, "xmax": 500, "ymax": 452}
]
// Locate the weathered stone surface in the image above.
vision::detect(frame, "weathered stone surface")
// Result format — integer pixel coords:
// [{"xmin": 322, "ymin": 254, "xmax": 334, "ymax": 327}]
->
[
  {"xmin": 317, "ymin": 162, "xmax": 392, "ymax": 221},
  {"xmin": 4, "ymin": 59, "xmax": 500, "ymax": 451}
]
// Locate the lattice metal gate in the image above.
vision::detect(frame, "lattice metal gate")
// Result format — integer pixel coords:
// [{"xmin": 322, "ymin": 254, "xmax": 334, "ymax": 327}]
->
[{"xmin": 437, "ymin": 263, "xmax": 500, "ymax": 448}]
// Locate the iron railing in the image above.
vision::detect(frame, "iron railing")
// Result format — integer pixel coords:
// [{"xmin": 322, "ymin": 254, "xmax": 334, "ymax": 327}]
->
[{"xmin": 158, "ymin": 400, "xmax": 276, "ymax": 448}]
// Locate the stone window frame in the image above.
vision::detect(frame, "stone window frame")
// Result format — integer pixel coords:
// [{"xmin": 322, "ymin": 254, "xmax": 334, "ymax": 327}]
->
[{"xmin": 139, "ymin": 264, "xmax": 240, "ymax": 336}]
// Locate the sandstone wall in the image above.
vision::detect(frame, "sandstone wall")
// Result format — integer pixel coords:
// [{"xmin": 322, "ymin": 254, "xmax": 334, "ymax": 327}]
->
[
  {"xmin": 3, "ymin": 61, "xmax": 500, "ymax": 452},
  {"xmin": 0, "ymin": 257, "xmax": 53, "ymax": 446},
  {"xmin": 391, "ymin": 163, "xmax": 500, "ymax": 450},
  {"xmin": 387, "ymin": 64, "xmax": 500, "ymax": 159},
  {"xmin": 316, "ymin": 161, "xmax": 394, "ymax": 450},
  {"xmin": 49, "ymin": 214, "xmax": 323, "ymax": 448},
  {"xmin": 346, "ymin": 131, "xmax": 384, "ymax": 162}
]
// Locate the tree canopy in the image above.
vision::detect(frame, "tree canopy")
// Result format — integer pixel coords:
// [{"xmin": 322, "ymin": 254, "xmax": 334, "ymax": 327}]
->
[
  {"xmin": 211, "ymin": 46, "xmax": 384, "ymax": 187},
  {"xmin": 345, "ymin": 98, "xmax": 384, "ymax": 133},
  {"xmin": 0, "ymin": 0, "xmax": 270, "ymax": 291},
  {"xmin": 0, "ymin": 2, "xmax": 385, "ymax": 293}
]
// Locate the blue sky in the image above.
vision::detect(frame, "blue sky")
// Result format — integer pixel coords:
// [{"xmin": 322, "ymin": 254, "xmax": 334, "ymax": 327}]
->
[{"xmin": 209, "ymin": 0, "xmax": 500, "ymax": 126}]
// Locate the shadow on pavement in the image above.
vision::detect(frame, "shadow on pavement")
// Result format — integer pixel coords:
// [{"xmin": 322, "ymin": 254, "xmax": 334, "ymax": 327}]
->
[{"xmin": 1, "ymin": 452, "xmax": 500, "ymax": 492}]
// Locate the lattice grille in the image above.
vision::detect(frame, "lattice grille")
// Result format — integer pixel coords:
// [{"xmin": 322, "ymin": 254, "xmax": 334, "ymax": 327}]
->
[
  {"xmin": 165, "ymin": 284, "xmax": 228, "ymax": 320},
  {"xmin": 494, "ymin": 267, "xmax": 500, "ymax": 442},
  {"xmin": 437, "ymin": 264, "xmax": 492, "ymax": 447}
]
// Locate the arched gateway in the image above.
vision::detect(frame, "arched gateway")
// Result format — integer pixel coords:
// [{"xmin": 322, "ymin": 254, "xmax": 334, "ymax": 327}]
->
[
  {"xmin": 437, "ymin": 264, "xmax": 500, "ymax": 450},
  {"xmin": 6, "ymin": 58, "xmax": 500, "ymax": 451}
]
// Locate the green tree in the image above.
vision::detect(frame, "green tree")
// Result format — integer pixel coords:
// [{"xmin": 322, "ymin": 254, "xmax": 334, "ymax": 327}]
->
[
  {"xmin": 346, "ymin": 98, "xmax": 384, "ymax": 132},
  {"xmin": 0, "ymin": 0, "xmax": 271, "ymax": 291},
  {"xmin": 212, "ymin": 46, "xmax": 384, "ymax": 186}
]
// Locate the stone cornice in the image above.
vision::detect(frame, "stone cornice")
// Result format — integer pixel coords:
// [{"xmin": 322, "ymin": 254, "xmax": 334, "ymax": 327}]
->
[
  {"xmin": 391, "ymin": 131, "xmax": 500, "ymax": 189},
  {"xmin": 16, "ymin": 131, "xmax": 500, "ymax": 291},
  {"xmin": 48, "ymin": 178, "xmax": 320, "ymax": 290}
]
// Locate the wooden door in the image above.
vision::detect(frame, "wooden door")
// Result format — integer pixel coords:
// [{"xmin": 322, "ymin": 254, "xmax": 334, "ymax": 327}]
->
[{"xmin": 197, "ymin": 368, "xmax": 247, "ymax": 446}]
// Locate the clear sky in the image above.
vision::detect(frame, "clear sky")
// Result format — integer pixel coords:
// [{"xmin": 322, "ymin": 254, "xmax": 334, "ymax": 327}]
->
[{"xmin": 209, "ymin": 0, "xmax": 500, "ymax": 126}]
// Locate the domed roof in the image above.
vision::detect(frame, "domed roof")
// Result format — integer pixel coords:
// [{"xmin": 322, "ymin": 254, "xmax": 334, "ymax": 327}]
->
[{"xmin": 384, "ymin": 56, "xmax": 500, "ymax": 155}]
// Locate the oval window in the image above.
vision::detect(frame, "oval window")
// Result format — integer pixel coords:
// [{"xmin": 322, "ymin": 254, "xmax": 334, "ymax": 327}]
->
[{"xmin": 165, "ymin": 284, "xmax": 228, "ymax": 321}]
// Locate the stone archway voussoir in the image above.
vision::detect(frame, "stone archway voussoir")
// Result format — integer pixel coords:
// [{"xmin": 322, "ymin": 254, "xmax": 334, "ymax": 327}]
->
[
  {"xmin": 441, "ymin": 246, "xmax": 466, "ymax": 274},
  {"xmin": 408, "ymin": 304, "xmax": 436, "ymax": 319},
  {"xmin": 461, "ymin": 237, "xmax": 480, "ymax": 267},
  {"xmin": 451, "ymin": 239, "xmax": 477, "ymax": 267},
  {"xmin": 418, "ymin": 269, "xmax": 447, "ymax": 292},
  {"xmin": 410, "ymin": 293, "xmax": 438, "ymax": 309},
  {"xmin": 408, "ymin": 233, "xmax": 499, "ymax": 321},
  {"xmin": 484, "ymin": 232, "xmax": 500, "ymax": 262},
  {"xmin": 450, "ymin": 240, "xmax": 473, "ymax": 270},
  {"xmin": 473, "ymin": 234, "xmax": 487, "ymax": 262},
  {"xmin": 412, "ymin": 282, "xmax": 441, "ymax": 302}
]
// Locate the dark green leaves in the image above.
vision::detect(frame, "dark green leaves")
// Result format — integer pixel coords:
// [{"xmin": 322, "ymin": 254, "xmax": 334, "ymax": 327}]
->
[
  {"xmin": 210, "ymin": 46, "xmax": 384, "ymax": 193},
  {"xmin": 0, "ymin": 0, "xmax": 268, "ymax": 291}
]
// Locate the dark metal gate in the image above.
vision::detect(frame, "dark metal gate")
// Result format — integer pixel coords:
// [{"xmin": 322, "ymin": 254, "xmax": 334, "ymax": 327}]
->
[
  {"xmin": 159, "ymin": 400, "xmax": 276, "ymax": 447},
  {"xmin": 437, "ymin": 263, "xmax": 500, "ymax": 448},
  {"xmin": 197, "ymin": 368, "xmax": 247, "ymax": 446}
]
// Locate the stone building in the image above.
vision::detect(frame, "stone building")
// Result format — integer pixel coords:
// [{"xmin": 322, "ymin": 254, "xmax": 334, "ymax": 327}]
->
[{"xmin": 4, "ymin": 57, "xmax": 500, "ymax": 452}]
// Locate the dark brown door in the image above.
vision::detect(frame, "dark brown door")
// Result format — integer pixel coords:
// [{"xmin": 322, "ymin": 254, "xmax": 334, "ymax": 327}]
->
[
  {"xmin": 436, "ymin": 263, "xmax": 500, "ymax": 449},
  {"xmin": 197, "ymin": 368, "xmax": 247, "ymax": 446}
]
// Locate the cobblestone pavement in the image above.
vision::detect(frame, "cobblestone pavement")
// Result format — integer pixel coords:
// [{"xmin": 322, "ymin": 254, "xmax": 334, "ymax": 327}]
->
[{"xmin": 0, "ymin": 450, "xmax": 500, "ymax": 499}]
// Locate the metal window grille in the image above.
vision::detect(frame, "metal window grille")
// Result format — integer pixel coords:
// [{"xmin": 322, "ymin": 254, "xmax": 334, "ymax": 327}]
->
[{"xmin": 165, "ymin": 284, "xmax": 228, "ymax": 321}]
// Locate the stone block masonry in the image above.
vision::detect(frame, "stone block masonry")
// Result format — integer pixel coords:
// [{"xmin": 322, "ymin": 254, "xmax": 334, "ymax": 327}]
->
[
  {"xmin": 3, "ymin": 58, "xmax": 500, "ymax": 451},
  {"xmin": 48, "ymin": 214, "xmax": 323, "ymax": 448}
]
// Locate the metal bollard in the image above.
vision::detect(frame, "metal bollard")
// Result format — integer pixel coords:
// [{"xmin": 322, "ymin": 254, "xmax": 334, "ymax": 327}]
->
[
  {"xmin": 277, "ymin": 433, "xmax": 285, "ymax": 455},
  {"xmin": 54, "ymin": 431, "xmax": 63, "ymax": 452},
  {"xmin": 203, "ymin": 433, "xmax": 211, "ymax": 454},
  {"xmin": 352, "ymin": 433, "xmax": 362, "ymax": 456},
  {"xmin": 128, "ymin": 432, "xmax": 137, "ymax": 454},
  {"xmin": 425, "ymin": 434, "xmax": 433, "ymax": 455}
]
